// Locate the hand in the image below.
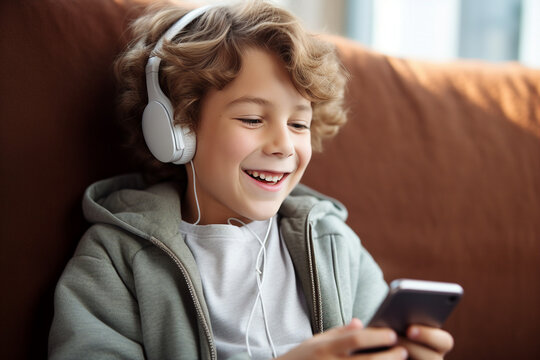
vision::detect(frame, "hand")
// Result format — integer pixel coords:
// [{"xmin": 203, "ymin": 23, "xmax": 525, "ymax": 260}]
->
[
  {"xmin": 398, "ymin": 325, "xmax": 454, "ymax": 359},
  {"xmin": 276, "ymin": 318, "xmax": 408, "ymax": 360}
]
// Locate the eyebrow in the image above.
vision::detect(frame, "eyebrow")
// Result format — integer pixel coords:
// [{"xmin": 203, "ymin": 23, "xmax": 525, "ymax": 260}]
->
[{"xmin": 226, "ymin": 96, "xmax": 312, "ymax": 112}]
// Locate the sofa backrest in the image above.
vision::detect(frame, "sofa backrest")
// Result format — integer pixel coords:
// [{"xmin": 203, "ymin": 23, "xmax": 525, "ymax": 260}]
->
[{"xmin": 305, "ymin": 36, "xmax": 540, "ymax": 359}]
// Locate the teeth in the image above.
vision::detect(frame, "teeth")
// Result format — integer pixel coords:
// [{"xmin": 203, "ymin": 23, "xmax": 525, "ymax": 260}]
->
[{"xmin": 245, "ymin": 170, "xmax": 285, "ymax": 184}]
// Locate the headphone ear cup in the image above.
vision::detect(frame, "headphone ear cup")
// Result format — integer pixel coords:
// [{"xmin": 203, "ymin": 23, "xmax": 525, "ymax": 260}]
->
[
  {"xmin": 142, "ymin": 6, "xmax": 211, "ymax": 165},
  {"xmin": 142, "ymin": 100, "xmax": 180, "ymax": 163},
  {"xmin": 172, "ymin": 124, "xmax": 196, "ymax": 164}
]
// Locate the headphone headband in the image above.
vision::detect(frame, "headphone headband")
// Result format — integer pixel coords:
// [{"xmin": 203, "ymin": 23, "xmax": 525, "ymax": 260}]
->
[{"xmin": 153, "ymin": 5, "xmax": 213, "ymax": 56}]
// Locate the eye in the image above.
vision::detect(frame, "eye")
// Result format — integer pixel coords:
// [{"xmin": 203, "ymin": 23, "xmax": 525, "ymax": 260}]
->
[
  {"xmin": 236, "ymin": 118, "xmax": 263, "ymax": 127},
  {"xmin": 289, "ymin": 122, "xmax": 311, "ymax": 131}
]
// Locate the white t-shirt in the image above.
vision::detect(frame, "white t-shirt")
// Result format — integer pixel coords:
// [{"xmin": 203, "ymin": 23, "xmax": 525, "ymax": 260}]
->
[{"xmin": 180, "ymin": 215, "xmax": 313, "ymax": 359}]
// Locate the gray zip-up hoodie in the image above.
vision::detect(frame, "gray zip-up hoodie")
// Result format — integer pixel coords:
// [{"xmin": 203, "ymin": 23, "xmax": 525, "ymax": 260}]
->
[{"xmin": 48, "ymin": 173, "xmax": 388, "ymax": 360}]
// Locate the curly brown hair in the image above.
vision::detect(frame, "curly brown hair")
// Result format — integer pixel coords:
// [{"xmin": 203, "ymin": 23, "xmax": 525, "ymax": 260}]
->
[{"xmin": 114, "ymin": 0, "xmax": 348, "ymax": 183}]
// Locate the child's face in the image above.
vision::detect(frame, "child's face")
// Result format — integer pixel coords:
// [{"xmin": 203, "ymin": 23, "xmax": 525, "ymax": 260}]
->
[{"xmin": 188, "ymin": 47, "xmax": 312, "ymax": 224}]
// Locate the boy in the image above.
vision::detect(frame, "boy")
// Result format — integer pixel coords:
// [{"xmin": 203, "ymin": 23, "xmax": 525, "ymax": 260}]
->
[{"xmin": 49, "ymin": 1, "xmax": 453, "ymax": 359}]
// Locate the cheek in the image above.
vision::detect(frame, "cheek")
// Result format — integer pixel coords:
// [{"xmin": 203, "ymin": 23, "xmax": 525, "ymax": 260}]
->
[
  {"xmin": 297, "ymin": 137, "xmax": 312, "ymax": 171},
  {"xmin": 219, "ymin": 130, "xmax": 260, "ymax": 166},
  {"xmin": 198, "ymin": 125, "xmax": 256, "ymax": 169}
]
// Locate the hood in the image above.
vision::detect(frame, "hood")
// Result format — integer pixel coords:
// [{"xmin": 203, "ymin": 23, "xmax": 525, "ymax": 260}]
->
[
  {"xmin": 82, "ymin": 173, "xmax": 183, "ymax": 243},
  {"xmin": 281, "ymin": 183, "xmax": 349, "ymax": 224}
]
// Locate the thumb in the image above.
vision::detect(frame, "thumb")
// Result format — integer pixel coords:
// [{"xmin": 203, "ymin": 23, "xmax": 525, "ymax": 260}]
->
[
  {"xmin": 322, "ymin": 318, "xmax": 364, "ymax": 338},
  {"xmin": 345, "ymin": 318, "xmax": 364, "ymax": 330},
  {"xmin": 323, "ymin": 318, "xmax": 364, "ymax": 336}
]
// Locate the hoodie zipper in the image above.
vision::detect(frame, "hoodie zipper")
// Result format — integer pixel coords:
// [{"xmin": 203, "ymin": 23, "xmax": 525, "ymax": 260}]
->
[
  {"xmin": 307, "ymin": 223, "xmax": 324, "ymax": 333},
  {"xmin": 149, "ymin": 237, "xmax": 217, "ymax": 360}
]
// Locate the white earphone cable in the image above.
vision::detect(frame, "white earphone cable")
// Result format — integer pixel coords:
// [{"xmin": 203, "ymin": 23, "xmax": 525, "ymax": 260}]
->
[
  {"xmin": 189, "ymin": 160, "xmax": 201, "ymax": 225},
  {"xmin": 227, "ymin": 217, "xmax": 277, "ymax": 358}
]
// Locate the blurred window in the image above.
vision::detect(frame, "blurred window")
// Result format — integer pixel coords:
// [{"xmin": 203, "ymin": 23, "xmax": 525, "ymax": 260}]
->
[
  {"xmin": 345, "ymin": 0, "xmax": 540, "ymax": 67},
  {"xmin": 459, "ymin": 0, "xmax": 521, "ymax": 62}
]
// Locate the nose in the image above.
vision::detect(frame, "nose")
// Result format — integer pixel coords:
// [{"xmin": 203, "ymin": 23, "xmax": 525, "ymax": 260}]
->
[{"xmin": 263, "ymin": 123, "xmax": 294, "ymax": 158}]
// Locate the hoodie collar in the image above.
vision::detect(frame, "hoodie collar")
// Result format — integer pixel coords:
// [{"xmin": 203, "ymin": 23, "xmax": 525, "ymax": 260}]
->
[{"xmin": 83, "ymin": 173, "xmax": 348, "ymax": 247}]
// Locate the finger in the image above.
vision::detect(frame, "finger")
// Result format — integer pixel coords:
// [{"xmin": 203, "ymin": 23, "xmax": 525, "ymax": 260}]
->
[
  {"xmin": 346, "ymin": 318, "xmax": 365, "ymax": 330},
  {"xmin": 321, "ymin": 318, "xmax": 364, "ymax": 338},
  {"xmin": 407, "ymin": 325, "xmax": 454, "ymax": 354},
  {"xmin": 333, "ymin": 328, "xmax": 398, "ymax": 355},
  {"xmin": 399, "ymin": 337, "xmax": 442, "ymax": 360},
  {"xmin": 352, "ymin": 346, "xmax": 408, "ymax": 360}
]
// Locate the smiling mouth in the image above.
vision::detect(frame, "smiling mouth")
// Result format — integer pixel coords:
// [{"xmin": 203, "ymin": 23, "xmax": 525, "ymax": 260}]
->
[{"xmin": 244, "ymin": 170, "xmax": 289, "ymax": 185}]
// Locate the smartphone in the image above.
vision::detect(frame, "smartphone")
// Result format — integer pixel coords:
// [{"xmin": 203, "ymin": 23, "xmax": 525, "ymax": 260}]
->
[{"xmin": 367, "ymin": 279, "xmax": 463, "ymax": 335}]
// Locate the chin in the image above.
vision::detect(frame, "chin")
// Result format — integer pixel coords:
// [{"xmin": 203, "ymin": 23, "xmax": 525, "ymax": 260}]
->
[
  {"xmin": 249, "ymin": 214, "xmax": 277, "ymax": 222},
  {"xmin": 241, "ymin": 203, "xmax": 281, "ymax": 222}
]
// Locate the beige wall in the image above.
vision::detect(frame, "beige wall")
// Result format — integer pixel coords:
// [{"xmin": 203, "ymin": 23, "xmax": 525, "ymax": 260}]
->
[{"xmin": 280, "ymin": 0, "xmax": 347, "ymax": 35}]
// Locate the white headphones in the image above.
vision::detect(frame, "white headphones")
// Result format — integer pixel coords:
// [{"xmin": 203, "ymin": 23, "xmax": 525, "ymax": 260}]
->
[{"xmin": 142, "ymin": 5, "xmax": 212, "ymax": 164}]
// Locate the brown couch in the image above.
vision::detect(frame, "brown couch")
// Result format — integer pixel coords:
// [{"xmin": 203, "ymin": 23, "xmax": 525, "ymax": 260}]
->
[{"xmin": 1, "ymin": 0, "xmax": 539, "ymax": 359}]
